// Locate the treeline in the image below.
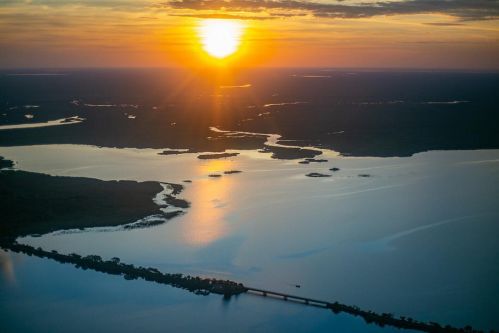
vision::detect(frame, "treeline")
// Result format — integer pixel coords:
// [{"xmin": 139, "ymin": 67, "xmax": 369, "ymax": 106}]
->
[
  {"xmin": 2, "ymin": 240, "xmax": 246, "ymax": 297},
  {"xmin": 327, "ymin": 302, "xmax": 491, "ymax": 333}
]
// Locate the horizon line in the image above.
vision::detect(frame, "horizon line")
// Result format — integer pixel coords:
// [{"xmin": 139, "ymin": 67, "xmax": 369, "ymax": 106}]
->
[{"xmin": 1, "ymin": 66, "xmax": 499, "ymax": 73}]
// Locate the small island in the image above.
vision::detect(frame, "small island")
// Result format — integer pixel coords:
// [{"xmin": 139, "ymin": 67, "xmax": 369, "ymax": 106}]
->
[
  {"xmin": 259, "ymin": 146, "xmax": 322, "ymax": 160},
  {"xmin": 158, "ymin": 150, "xmax": 190, "ymax": 156},
  {"xmin": 300, "ymin": 158, "xmax": 329, "ymax": 164},
  {"xmin": 198, "ymin": 152, "xmax": 239, "ymax": 160},
  {"xmin": 306, "ymin": 173, "xmax": 332, "ymax": 178},
  {"xmin": 224, "ymin": 170, "xmax": 242, "ymax": 174}
]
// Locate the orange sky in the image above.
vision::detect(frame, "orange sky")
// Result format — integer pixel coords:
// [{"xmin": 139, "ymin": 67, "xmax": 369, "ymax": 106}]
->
[{"xmin": 0, "ymin": 0, "xmax": 498, "ymax": 69}]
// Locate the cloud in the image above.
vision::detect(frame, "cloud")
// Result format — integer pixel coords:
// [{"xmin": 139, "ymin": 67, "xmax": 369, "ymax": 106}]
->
[
  {"xmin": 0, "ymin": 0, "xmax": 150, "ymax": 10},
  {"xmin": 161, "ymin": 0, "xmax": 499, "ymax": 21},
  {"xmin": 169, "ymin": 13, "xmax": 277, "ymax": 20}
]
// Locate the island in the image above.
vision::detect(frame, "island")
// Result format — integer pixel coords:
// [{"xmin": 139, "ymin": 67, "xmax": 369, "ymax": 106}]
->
[
  {"xmin": 198, "ymin": 152, "xmax": 239, "ymax": 159},
  {"xmin": 259, "ymin": 146, "xmax": 322, "ymax": 160},
  {"xmin": 306, "ymin": 173, "xmax": 332, "ymax": 178},
  {"xmin": 224, "ymin": 170, "xmax": 242, "ymax": 174},
  {"xmin": 300, "ymin": 158, "xmax": 329, "ymax": 164},
  {"xmin": 158, "ymin": 150, "xmax": 190, "ymax": 156}
]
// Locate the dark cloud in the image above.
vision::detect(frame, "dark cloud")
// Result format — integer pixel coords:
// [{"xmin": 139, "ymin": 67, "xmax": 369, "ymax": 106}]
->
[
  {"xmin": 162, "ymin": 0, "xmax": 499, "ymax": 21},
  {"xmin": 169, "ymin": 13, "xmax": 277, "ymax": 20}
]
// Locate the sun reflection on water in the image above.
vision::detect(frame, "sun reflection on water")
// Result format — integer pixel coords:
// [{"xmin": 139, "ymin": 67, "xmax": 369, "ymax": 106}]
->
[
  {"xmin": 0, "ymin": 250, "xmax": 16, "ymax": 285},
  {"xmin": 199, "ymin": 159, "xmax": 233, "ymax": 174},
  {"xmin": 179, "ymin": 159, "xmax": 237, "ymax": 247}
]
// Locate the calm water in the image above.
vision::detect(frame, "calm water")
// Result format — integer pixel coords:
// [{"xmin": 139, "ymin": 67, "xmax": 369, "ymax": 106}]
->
[
  {"xmin": 1, "ymin": 144, "xmax": 498, "ymax": 331},
  {"xmin": 1, "ymin": 249, "xmax": 406, "ymax": 333}
]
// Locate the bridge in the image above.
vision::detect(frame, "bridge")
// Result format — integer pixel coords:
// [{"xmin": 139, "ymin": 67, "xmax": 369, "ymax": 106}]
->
[{"xmin": 245, "ymin": 287, "xmax": 330, "ymax": 308}]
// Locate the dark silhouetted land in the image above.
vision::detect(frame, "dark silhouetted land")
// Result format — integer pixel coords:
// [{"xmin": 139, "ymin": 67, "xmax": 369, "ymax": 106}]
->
[
  {"xmin": 1, "ymin": 69, "xmax": 497, "ymax": 157},
  {"xmin": 0, "ymin": 162, "xmax": 186, "ymax": 240},
  {"xmin": 306, "ymin": 173, "xmax": 332, "ymax": 178},
  {"xmin": 198, "ymin": 152, "xmax": 239, "ymax": 159}
]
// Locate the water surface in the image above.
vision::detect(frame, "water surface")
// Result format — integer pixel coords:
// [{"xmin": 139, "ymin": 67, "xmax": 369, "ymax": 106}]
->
[{"xmin": 1, "ymin": 144, "xmax": 498, "ymax": 331}]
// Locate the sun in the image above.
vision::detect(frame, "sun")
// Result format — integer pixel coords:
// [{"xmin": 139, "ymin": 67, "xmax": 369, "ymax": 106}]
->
[{"xmin": 198, "ymin": 19, "xmax": 244, "ymax": 59}]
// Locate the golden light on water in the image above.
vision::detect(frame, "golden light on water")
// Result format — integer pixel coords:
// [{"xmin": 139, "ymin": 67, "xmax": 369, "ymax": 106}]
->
[
  {"xmin": 178, "ymin": 159, "xmax": 236, "ymax": 246},
  {"xmin": 0, "ymin": 250, "xmax": 16, "ymax": 285},
  {"xmin": 198, "ymin": 19, "xmax": 244, "ymax": 59}
]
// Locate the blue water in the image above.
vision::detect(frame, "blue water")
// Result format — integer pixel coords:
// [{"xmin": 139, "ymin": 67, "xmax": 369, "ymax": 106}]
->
[{"xmin": 0, "ymin": 250, "xmax": 412, "ymax": 333}]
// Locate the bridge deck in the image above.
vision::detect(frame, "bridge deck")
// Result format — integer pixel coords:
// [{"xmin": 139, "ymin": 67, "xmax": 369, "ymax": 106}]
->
[{"xmin": 246, "ymin": 287, "xmax": 330, "ymax": 308}]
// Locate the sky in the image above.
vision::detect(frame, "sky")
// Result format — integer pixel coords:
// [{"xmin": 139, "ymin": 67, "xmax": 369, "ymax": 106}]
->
[{"xmin": 0, "ymin": 0, "xmax": 498, "ymax": 69}]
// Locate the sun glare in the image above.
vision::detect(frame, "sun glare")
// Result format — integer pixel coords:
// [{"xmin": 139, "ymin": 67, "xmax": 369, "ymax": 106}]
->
[{"xmin": 198, "ymin": 19, "xmax": 244, "ymax": 59}]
